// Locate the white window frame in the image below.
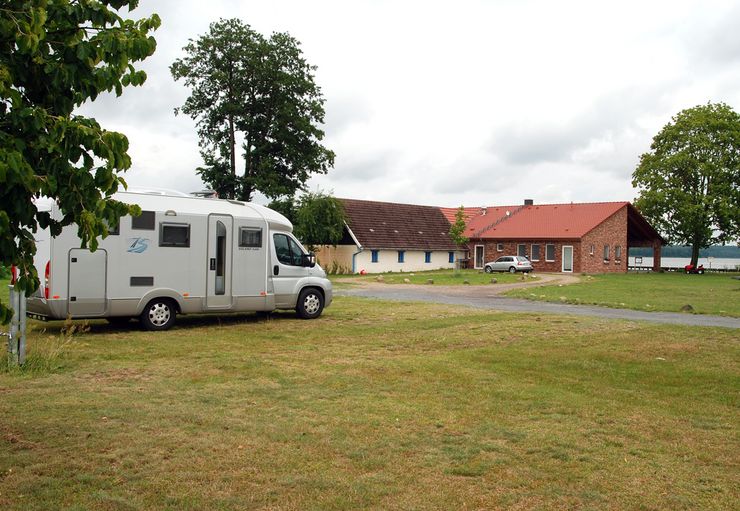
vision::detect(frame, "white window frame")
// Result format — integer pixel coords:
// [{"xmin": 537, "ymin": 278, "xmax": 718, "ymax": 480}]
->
[
  {"xmin": 496, "ymin": 243, "xmax": 504, "ymax": 252},
  {"xmin": 562, "ymin": 245, "xmax": 573, "ymax": 273},
  {"xmin": 530, "ymin": 244, "xmax": 540, "ymax": 261},
  {"xmin": 545, "ymin": 243, "xmax": 555, "ymax": 262},
  {"xmin": 474, "ymin": 245, "xmax": 485, "ymax": 269}
]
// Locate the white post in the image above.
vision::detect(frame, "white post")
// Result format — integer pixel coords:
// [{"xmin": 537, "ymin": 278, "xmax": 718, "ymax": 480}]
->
[
  {"xmin": 8, "ymin": 285, "xmax": 19, "ymax": 365},
  {"xmin": 7, "ymin": 285, "xmax": 27, "ymax": 366}
]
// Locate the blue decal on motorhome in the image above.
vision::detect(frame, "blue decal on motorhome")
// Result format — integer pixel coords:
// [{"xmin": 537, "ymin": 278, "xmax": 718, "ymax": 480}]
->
[{"xmin": 127, "ymin": 238, "xmax": 150, "ymax": 253}]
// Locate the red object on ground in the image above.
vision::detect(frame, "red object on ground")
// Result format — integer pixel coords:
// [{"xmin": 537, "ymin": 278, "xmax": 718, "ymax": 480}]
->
[{"xmin": 684, "ymin": 264, "xmax": 705, "ymax": 274}]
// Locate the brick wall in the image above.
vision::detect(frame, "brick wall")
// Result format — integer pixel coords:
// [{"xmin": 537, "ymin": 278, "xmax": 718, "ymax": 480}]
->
[
  {"xmin": 470, "ymin": 206, "xmax": 630, "ymax": 274},
  {"xmin": 470, "ymin": 240, "xmax": 580, "ymax": 272},
  {"xmin": 580, "ymin": 206, "xmax": 628, "ymax": 273}
]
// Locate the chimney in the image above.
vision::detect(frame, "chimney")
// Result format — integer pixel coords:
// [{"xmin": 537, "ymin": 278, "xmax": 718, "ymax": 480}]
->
[
  {"xmin": 481, "ymin": 207, "xmax": 487, "ymax": 216},
  {"xmin": 524, "ymin": 199, "xmax": 534, "ymax": 206}
]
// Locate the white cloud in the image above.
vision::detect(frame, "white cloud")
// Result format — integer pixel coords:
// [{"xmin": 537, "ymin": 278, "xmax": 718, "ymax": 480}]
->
[{"xmin": 78, "ymin": 0, "xmax": 740, "ymax": 206}]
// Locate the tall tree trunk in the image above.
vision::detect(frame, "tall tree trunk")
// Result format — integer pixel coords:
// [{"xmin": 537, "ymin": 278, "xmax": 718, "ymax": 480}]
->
[
  {"xmin": 228, "ymin": 113, "xmax": 236, "ymax": 199},
  {"xmin": 243, "ymin": 135, "xmax": 252, "ymax": 202},
  {"xmin": 690, "ymin": 240, "xmax": 700, "ymax": 267}
]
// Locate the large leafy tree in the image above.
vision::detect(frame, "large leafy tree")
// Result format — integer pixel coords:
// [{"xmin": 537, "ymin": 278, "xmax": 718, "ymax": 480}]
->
[
  {"xmin": 268, "ymin": 191, "xmax": 345, "ymax": 251},
  {"xmin": 0, "ymin": 1, "xmax": 160, "ymax": 323},
  {"xmin": 632, "ymin": 102, "xmax": 740, "ymax": 266},
  {"xmin": 292, "ymin": 191, "xmax": 345, "ymax": 251},
  {"xmin": 170, "ymin": 18, "xmax": 334, "ymax": 202}
]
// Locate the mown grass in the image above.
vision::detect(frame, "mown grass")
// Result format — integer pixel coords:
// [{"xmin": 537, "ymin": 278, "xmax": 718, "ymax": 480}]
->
[
  {"xmin": 331, "ymin": 268, "xmax": 531, "ymax": 287},
  {"xmin": 506, "ymin": 271, "xmax": 740, "ymax": 317},
  {"xmin": 1, "ymin": 296, "xmax": 738, "ymax": 510}
]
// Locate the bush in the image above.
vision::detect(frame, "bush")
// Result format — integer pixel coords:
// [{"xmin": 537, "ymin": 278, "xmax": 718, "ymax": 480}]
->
[{"xmin": 0, "ymin": 266, "xmax": 9, "ymax": 279}]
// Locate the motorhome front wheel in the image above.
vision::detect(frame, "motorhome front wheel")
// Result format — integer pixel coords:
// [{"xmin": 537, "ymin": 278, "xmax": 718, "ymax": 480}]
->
[{"xmin": 296, "ymin": 288, "xmax": 324, "ymax": 319}]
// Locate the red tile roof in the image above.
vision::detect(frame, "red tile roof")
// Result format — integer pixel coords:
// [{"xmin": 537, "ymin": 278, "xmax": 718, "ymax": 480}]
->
[
  {"xmin": 469, "ymin": 202, "xmax": 630, "ymax": 239},
  {"xmin": 340, "ymin": 198, "xmax": 459, "ymax": 250}
]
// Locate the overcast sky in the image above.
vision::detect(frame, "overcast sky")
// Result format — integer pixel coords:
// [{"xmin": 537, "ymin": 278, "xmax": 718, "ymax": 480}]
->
[{"xmin": 78, "ymin": 0, "xmax": 740, "ymax": 208}]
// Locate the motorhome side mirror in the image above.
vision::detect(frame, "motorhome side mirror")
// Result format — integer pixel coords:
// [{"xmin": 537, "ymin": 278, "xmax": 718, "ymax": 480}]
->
[{"xmin": 302, "ymin": 253, "xmax": 316, "ymax": 268}]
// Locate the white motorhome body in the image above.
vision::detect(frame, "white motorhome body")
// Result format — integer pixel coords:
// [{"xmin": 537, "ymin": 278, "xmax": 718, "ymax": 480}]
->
[{"xmin": 26, "ymin": 191, "xmax": 332, "ymax": 329}]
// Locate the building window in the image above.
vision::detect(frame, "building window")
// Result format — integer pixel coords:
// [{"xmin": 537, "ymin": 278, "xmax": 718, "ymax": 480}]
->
[
  {"xmin": 497, "ymin": 243, "xmax": 504, "ymax": 252},
  {"xmin": 448, "ymin": 251, "xmax": 454, "ymax": 263},
  {"xmin": 589, "ymin": 244, "xmax": 594, "ymax": 256},
  {"xmin": 425, "ymin": 251, "xmax": 431, "ymax": 263},
  {"xmin": 615, "ymin": 245, "xmax": 622, "ymax": 261},
  {"xmin": 517, "ymin": 244, "xmax": 526, "ymax": 257},
  {"xmin": 531, "ymin": 244, "xmax": 540, "ymax": 261},
  {"xmin": 545, "ymin": 244, "xmax": 555, "ymax": 261},
  {"xmin": 159, "ymin": 223, "xmax": 190, "ymax": 247},
  {"xmin": 398, "ymin": 250, "xmax": 405, "ymax": 263},
  {"xmin": 132, "ymin": 210, "xmax": 155, "ymax": 230},
  {"xmin": 238, "ymin": 227, "xmax": 262, "ymax": 248},
  {"xmin": 371, "ymin": 250, "xmax": 379, "ymax": 263},
  {"xmin": 603, "ymin": 244, "xmax": 610, "ymax": 261}
]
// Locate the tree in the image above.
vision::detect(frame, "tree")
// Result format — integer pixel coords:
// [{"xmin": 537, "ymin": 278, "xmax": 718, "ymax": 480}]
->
[
  {"xmin": 448, "ymin": 206, "xmax": 469, "ymax": 246},
  {"xmin": 170, "ymin": 18, "xmax": 334, "ymax": 202},
  {"xmin": 0, "ymin": 1, "xmax": 160, "ymax": 323},
  {"xmin": 632, "ymin": 102, "xmax": 740, "ymax": 266},
  {"xmin": 287, "ymin": 191, "xmax": 345, "ymax": 251}
]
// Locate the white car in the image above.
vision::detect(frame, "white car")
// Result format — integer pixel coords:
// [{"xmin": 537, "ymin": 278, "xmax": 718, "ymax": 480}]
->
[{"xmin": 484, "ymin": 255, "xmax": 533, "ymax": 273}]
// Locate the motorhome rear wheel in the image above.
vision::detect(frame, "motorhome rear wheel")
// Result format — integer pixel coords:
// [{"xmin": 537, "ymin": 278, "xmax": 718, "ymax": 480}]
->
[{"xmin": 141, "ymin": 298, "xmax": 177, "ymax": 331}]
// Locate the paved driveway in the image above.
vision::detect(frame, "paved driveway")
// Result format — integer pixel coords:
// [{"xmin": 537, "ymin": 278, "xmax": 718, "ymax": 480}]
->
[{"xmin": 336, "ymin": 277, "xmax": 740, "ymax": 329}]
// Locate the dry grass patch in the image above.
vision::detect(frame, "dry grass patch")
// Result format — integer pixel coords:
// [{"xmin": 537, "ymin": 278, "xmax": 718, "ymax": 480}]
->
[{"xmin": 1, "ymin": 297, "xmax": 738, "ymax": 510}]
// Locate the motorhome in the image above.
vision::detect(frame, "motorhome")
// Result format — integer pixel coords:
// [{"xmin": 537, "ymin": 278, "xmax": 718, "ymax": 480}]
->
[{"xmin": 26, "ymin": 190, "xmax": 332, "ymax": 330}]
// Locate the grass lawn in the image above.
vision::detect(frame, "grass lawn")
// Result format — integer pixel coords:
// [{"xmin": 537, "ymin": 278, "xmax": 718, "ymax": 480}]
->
[
  {"xmin": 331, "ymin": 268, "xmax": 532, "ymax": 287},
  {"xmin": 1, "ymin": 295, "xmax": 738, "ymax": 510},
  {"xmin": 506, "ymin": 271, "xmax": 740, "ymax": 317}
]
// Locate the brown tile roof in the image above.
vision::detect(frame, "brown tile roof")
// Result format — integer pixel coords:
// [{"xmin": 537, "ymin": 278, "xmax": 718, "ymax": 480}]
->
[{"xmin": 340, "ymin": 198, "xmax": 459, "ymax": 250}]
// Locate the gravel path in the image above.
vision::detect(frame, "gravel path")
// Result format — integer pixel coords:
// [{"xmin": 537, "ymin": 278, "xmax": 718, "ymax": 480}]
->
[{"xmin": 335, "ymin": 275, "xmax": 740, "ymax": 329}]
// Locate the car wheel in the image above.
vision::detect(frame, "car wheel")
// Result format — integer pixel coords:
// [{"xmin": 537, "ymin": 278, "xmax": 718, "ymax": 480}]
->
[
  {"xmin": 509, "ymin": 266, "xmax": 516, "ymax": 274},
  {"xmin": 296, "ymin": 288, "xmax": 324, "ymax": 319},
  {"xmin": 140, "ymin": 298, "xmax": 176, "ymax": 331},
  {"xmin": 484, "ymin": 266, "xmax": 493, "ymax": 273}
]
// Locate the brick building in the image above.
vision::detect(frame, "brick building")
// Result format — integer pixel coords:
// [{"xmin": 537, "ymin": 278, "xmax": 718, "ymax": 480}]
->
[{"xmin": 441, "ymin": 200, "xmax": 663, "ymax": 273}]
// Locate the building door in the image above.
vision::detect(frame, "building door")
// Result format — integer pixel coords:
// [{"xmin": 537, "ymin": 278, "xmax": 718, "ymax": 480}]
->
[
  {"xmin": 562, "ymin": 245, "xmax": 573, "ymax": 272},
  {"xmin": 68, "ymin": 249, "xmax": 107, "ymax": 316},
  {"xmin": 207, "ymin": 215, "xmax": 233, "ymax": 308},
  {"xmin": 474, "ymin": 245, "xmax": 484, "ymax": 269}
]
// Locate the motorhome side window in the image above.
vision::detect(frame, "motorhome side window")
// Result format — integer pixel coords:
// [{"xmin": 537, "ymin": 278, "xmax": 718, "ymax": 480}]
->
[
  {"xmin": 159, "ymin": 223, "xmax": 190, "ymax": 247},
  {"xmin": 273, "ymin": 233, "xmax": 303, "ymax": 266},
  {"xmin": 132, "ymin": 210, "xmax": 155, "ymax": 230},
  {"xmin": 239, "ymin": 227, "xmax": 262, "ymax": 248}
]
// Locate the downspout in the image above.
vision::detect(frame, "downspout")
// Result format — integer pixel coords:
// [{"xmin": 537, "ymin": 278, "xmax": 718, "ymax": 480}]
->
[
  {"xmin": 345, "ymin": 223, "xmax": 363, "ymax": 274},
  {"xmin": 352, "ymin": 247, "xmax": 363, "ymax": 274}
]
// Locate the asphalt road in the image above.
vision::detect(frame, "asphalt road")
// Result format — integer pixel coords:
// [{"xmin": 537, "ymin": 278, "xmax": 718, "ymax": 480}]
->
[{"xmin": 336, "ymin": 284, "xmax": 740, "ymax": 329}]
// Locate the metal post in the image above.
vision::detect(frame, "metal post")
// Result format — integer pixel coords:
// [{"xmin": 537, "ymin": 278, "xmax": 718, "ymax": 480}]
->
[
  {"xmin": 6, "ymin": 285, "xmax": 26, "ymax": 366},
  {"xmin": 8, "ymin": 285, "xmax": 19, "ymax": 365},
  {"xmin": 18, "ymin": 287, "xmax": 26, "ymax": 365}
]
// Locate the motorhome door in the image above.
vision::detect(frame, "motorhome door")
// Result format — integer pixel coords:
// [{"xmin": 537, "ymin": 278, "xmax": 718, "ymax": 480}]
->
[
  {"xmin": 207, "ymin": 215, "xmax": 233, "ymax": 308},
  {"xmin": 68, "ymin": 249, "xmax": 107, "ymax": 316}
]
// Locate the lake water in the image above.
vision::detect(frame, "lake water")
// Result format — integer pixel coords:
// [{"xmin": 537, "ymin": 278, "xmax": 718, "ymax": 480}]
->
[{"xmin": 628, "ymin": 256, "xmax": 740, "ymax": 270}]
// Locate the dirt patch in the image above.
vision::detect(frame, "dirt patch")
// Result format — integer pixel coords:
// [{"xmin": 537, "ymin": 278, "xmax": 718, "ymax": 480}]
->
[
  {"xmin": 74, "ymin": 368, "xmax": 153, "ymax": 384},
  {"xmin": 346, "ymin": 273, "xmax": 580, "ymax": 297}
]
